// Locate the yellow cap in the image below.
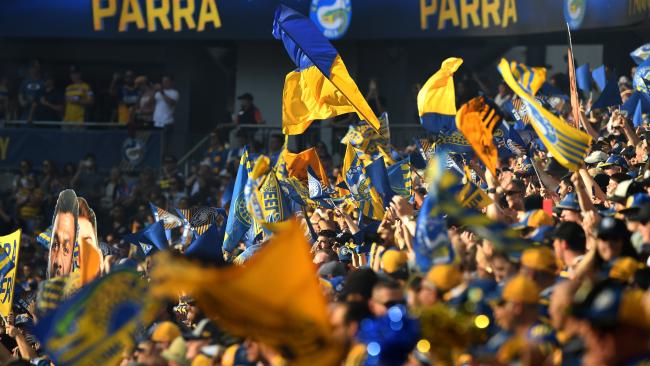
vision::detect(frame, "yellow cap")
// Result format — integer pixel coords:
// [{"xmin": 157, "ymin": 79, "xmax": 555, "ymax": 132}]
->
[
  {"xmin": 619, "ymin": 289, "xmax": 650, "ymax": 330},
  {"xmin": 526, "ymin": 210, "xmax": 554, "ymax": 228},
  {"xmin": 521, "ymin": 247, "xmax": 557, "ymax": 274},
  {"xmin": 151, "ymin": 321, "xmax": 182, "ymax": 343},
  {"xmin": 502, "ymin": 275, "xmax": 540, "ymax": 304},
  {"xmin": 425, "ymin": 264, "xmax": 462, "ymax": 292},
  {"xmin": 381, "ymin": 250, "xmax": 408, "ymax": 273},
  {"xmin": 192, "ymin": 354, "xmax": 212, "ymax": 366},
  {"xmin": 610, "ymin": 257, "xmax": 641, "ymax": 283}
]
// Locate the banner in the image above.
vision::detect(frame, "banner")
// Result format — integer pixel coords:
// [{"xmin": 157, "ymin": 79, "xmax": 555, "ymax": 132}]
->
[
  {"xmin": 0, "ymin": 128, "xmax": 161, "ymax": 170},
  {"xmin": 0, "ymin": 1, "xmax": 645, "ymax": 40},
  {"xmin": 0, "ymin": 229, "xmax": 21, "ymax": 317},
  {"xmin": 34, "ymin": 269, "xmax": 158, "ymax": 366}
]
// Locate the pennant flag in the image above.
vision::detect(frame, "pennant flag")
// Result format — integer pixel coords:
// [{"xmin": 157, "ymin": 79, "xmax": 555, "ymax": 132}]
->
[
  {"xmin": 456, "ymin": 96, "xmax": 502, "ymax": 176},
  {"xmin": 223, "ymin": 149, "xmax": 253, "ymax": 253},
  {"xmin": 177, "ymin": 207, "xmax": 227, "ymax": 236},
  {"xmin": 387, "ymin": 158, "xmax": 412, "ymax": 198},
  {"xmin": 0, "ymin": 229, "xmax": 20, "ymax": 317},
  {"xmin": 274, "ymin": 5, "xmax": 379, "ymax": 135},
  {"xmin": 434, "ymin": 128, "xmax": 475, "ymax": 156},
  {"xmin": 221, "ymin": 180, "xmax": 235, "ymax": 208},
  {"xmin": 279, "ymin": 176, "xmax": 309, "ymax": 206},
  {"xmin": 342, "ymin": 144, "xmax": 384, "ymax": 220},
  {"xmin": 418, "ymin": 57, "xmax": 463, "ymax": 133},
  {"xmin": 149, "ymin": 203, "xmax": 183, "ymax": 229},
  {"xmin": 365, "ymin": 156, "xmax": 396, "ymax": 206},
  {"xmin": 141, "ymin": 221, "xmax": 169, "ymax": 251},
  {"xmin": 185, "ymin": 224, "xmax": 225, "ymax": 264},
  {"xmin": 283, "ymin": 147, "xmax": 330, "ymax": 185},
  {"xmin": 567, "ymin": 44, "xmax": 581, "ymax": 128},
  {"xmin": 308, "ymin": 166, "xmax": 336, "ymax": 209},
  {"xmin": 498, "ymin": 59, "xmax": 592, "ymax": 171},
  {"xmin": 634, "ymin": 99, "xmax": 644, "ymax": 127},
  {"xmin": 591, "ymin": 78, "xmax": 622, "ymax": 110},
  {"xmin": 622, "ymin": 91, "xmax": 650, "ymax": 115},
  {"xmin": 576, "ymin": 63, "xmax": 592, "ymax": 93},
  {"xmin": 37, "ymin": 226, "xmax": 52, "ymax": 249},
  {"xmin": 34, "ymin": 269, "xmax": 158, "ymax": 366},
  {"xmin": 341, "ymin": 112, "xmax": 391, "ymax": 156},
  {"xmin": 592, "ymin": 65, "xmax": 607, "ymax": 91},
  {"xmin": 633, "ymin": 58, "xmax": 650, "ymax": 94},
  {"xmin": 457, "ymin": 181, "xmax": 493, "ymax": 209},
  {"xmin": 494, "ymin": 121, "xmax": 528, "ymax": 157},
  {"xmin": 509, "ymin": 61, "xmax": 547, "ymax": 95},
  {"xmin": 151, "ymin": 220, "xmax": 343, "ymax": 366},
  {"xmin": 414, "ymin": 138, "xmax": 435, "ymax": 161},
  {"xmin": 630, "ymin": 43, "xmax": 650, "ymax": 65}
]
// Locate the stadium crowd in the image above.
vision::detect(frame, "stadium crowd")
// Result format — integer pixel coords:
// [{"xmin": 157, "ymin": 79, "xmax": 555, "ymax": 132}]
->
[{"xmin": 2, "ymin": 36, "xmax": 650, "ymax": 366}]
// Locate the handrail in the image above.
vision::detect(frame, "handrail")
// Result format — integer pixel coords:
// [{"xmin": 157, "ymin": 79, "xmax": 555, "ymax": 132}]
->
[
  {"xmin": 4, "ymin": 119, "xmax": 126, "ymax": 127},
  {"xmin": 177, "ymin": 133, "xmax": 212, "ymax": 166}
]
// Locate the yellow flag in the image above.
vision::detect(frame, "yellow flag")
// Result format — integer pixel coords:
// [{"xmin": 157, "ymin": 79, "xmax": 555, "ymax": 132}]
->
[
  {"xmin": 79, "ymin": 238, "xmax": 102, "ymax": 286},
  {"xmin": 151, "ymin": 220, "xmax": 343, "ymax": 366},
  {"xmin": 0, "ymin": 229, "xmax": 21, "ymax": 317},
  {"xmin": 456, "ymin": 96, "xmax": 502, "ymax": 176}
]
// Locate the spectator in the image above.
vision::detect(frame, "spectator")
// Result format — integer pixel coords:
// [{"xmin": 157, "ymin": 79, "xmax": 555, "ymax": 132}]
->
[
  {"xmin": 235, "ymin": 93, "xmax": 263, "ymax": 125},
  {"xmin": 63, "ymin": 67, "xmax": 94, "ymax": 123},
  {"xmin": 365, "ymin": 79, "xmax": 386, "ymax": 116},
  {"xmin": 70, "ymin": 155, "xmax": 103, "ymax": 208},
  {"xmin": 111, "ymin": 70, "xmax": 139, "ymax": 125},
  {"xmin": 18, "ymin": 61, "xmax": 44, "ymax": 120},
  {"xmin": 32, "ymin": 76, "xmax": 64, "ymax": 122},
  {"xmin": 133, "ymin": 75, "xmax": 155, "ymax": 128},
  {"xmin": 494, "ymin": 82, "xmax": 511, "ymax": 107},
  {"xmin": 153, "ymin": 75, "xmax": 179, "ymax": 129},
  {"xmin": 100, "ymin": 167, "xmax": 128, "ymax": 212}
]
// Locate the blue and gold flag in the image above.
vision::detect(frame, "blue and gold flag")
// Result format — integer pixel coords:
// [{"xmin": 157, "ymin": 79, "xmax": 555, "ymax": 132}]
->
[
  {"xmin": 509, "ymin": 61, "xmax": 547, "ymax": 95},
  {"xmin": 274, "ymin": 5, "xmax": 379, "ymax": 135},
  {"xmin": 418, "ymin": 57, "xmax": 463, "ymax": 133},
  {"xmin": 365, "ymin": 156, "xmax": 396, "ymax": 206},
  {"xmin": 457, "ymin": 181, "xmax": 493, "ymax": 210},
  {"xmin": 34, "ymin": 269, "xmax": 158, "ymax": 366},
  {"xmin": 498, "ymin": 59, "xmax": 592, "ymax": 171},
  {"xmin": 151, "ymin": 220, "xmax": 343, "ymax": 366},
  {"xmin": 308, "ymin": 166, "xmax": 336, "ymax": 209},
  {"xmin": 387, "ymin": 158, "xmax": 412, "ymax": 198},
  {"xmin": 249, "ymin": 171, "xmax": 295, "ymax": 231},
  {"xmin": 224, "ymin": 148, "xmax": 253, "ymax": 253},
  {"xmin": 341, "ymin": 112, "xmax": 391, "ymax": 156},
  {"xmin": 149, "ymin": 203, "xmax": 183, "ymax": 230},
  {"xmin": 0, "ymin": 229, "xmax": 20, "ymax": 317},
  {"xmin": 37, "ymin": 226, "xmax": 52, "ymax": 249},
  {"xmin": 342, "ymin": 144, "xmax": 384, "ymax": 220},
  {"xmin": 177, "ymin": 207, "xmax": 227, "ymax": 236}
]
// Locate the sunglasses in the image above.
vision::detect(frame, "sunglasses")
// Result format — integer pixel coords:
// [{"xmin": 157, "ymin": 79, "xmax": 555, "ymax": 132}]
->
[{"xmin": 381, "ymin": 299, "xmax": 406, "ymax": 308}]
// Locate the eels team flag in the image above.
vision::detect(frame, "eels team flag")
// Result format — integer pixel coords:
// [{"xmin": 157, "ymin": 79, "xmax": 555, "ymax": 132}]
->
[
  {"xmin": 224, "ymin": 149, "xmax": 253, "ymax": 253},
  {"xmin": 418, "ymin": 57, "xmax": 463, "ymax": 133},
  {"xmin": 273, "ymin": 5, "xmax": 379, "ymax": 135},
  {"xmin": 342, "ymin": 144, "xmax": 384, "ymax": 220},
  {"xmin": 498, "ymin": 59, "xmax": 592, "ymax": 171},
  {"xmin": 34, "ymin": 269, "xmax": 158, "ymax": 366},
  {"xmin": 282, "ymin": 147, "xmax": 330, "ymax": 185},
  {"xmin": 508, "ymin": 61, "xmax": 547, "ymax": 95},
  {"xmin": 151, "ymin": 220, "xmax": 343, "ymax": 366},
  {"xmin": 456, "ymin": 96, "xmax": 502, "ymax": 176},
  {"xmin": 0, "ymin": 229, "xmax": 20, "ymax": 317}
]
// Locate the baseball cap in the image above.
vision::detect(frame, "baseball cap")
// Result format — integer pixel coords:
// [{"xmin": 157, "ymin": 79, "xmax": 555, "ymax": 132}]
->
[
  {"xmin": 512, "ymin": 210, "xmax": 554, "ymax": 230},
  {"xmin": 527, "ymin": 225, "xmax": 554, "ymax": 245},
  {"xmin": 151, "ymin": 321, "xmax": 182, "ymax": 343},
  {"xmin": 609, "ymin": 257, "xmax": 642, "ymax": 283},
  {"xmin": 629, "ymin": 202, "xmax": 650, "ymax": 222},
  {"xmin": 501, "ymin": 275, "xmax": 540, "ymax": 304},
  {"xmin": 520, "ymin": 247, "xmax": 558, "ymax": 274},
  {"xmin": 161, "ymin": 337, "xmax": 189, "ymax": 366},
  {"xmin": 237, "ymin": 92, "xmax": 254, "ymax": 101},
  {"xmin": 595, "ymin": 217, "xmax": 628, "ymax": 239},
  {"xmin": 183, "ymin": 318, "xmax": 220, "ymax": 342},
  {"xmin": 598, "ymin": 155, "xmax": 628, "ymax": 170},
  {"xmin": 584, "ymin": 151, "xmax": 608, "ymax": 164},
  {"xmin": 607, "ymin": 179, "xmax": 644, "ymax": 204},
  {"xmin": 381, "ymin": 250, "xmax": 408, "ymax": 274},
  {"xmin": 550, "ymin": 221, "xmax": 586, "ymax": 244},
  {"xmin": 555, "ymin": 193, "xmax": 580, "ymax": 212},
  {"xmin": 425, "ymin": 264, "xmax": 462, "ymax": 293},
  {"xmin": 318, "ymin": 261, "xmax": 347, "ymax": 278},
  {"xmin": 572, "ymin": 279, "xmax": 650, "ymax": 330},
  {"xmin": 618, "ymin": 193, "xmax": 650, "ymax": 215}
]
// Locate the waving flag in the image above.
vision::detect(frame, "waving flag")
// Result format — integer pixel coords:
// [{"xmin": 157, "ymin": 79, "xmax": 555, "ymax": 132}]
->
[
  {"xmin": 456, "ymin": 96, "xmax": 502, "ymax": 176},
  {"xmin": 223, "ymin": 149, "xmax": 253, "ymax": 253},
  {"xmin": 494, "ymin": 121, "xmax": 528, "ymax": 157},
  {"xmin": 622, "ymin": 91, "xmax": 650, "ymax": 115},
  {"xmin": 592, "ymin": 65, "xmax": 607, "ymax": 91},
  {"xmin": 576, "ymin": 63, "xmax": 592, "ymax": 93},
  {"xmin": 457, "ymin": 181, "xmax": 492, "ymax": 209},
  {"xmin": 177, "ymin": 207, "xmax": 227, "ymax": 236},
  {"xmin": 509, "ymin": 61, "xmax": 547, "ymax": 96},
  {"xmin": 341, "ymin": 112, "xmax": 391, "ymax": 155},
  {"xmin": 631, "ymin": 43, "xmax": 650, "ymax": 65},
  {"xmin": 591, "ymin": 78, "xmax": 622, "ymax": 110},
  {"xmin": 37, "ymin": 226, "xmax": 52, "ymax": 249},
  {"xmin": 282, "ymin": 147, "xmax": 330, "ymax": 185},
  {"xmin": 307, "ymin": 166, "xmax": 336, "ymax": 209},
  {"xmin": 185, "ymin": 224, "xmax": 225, "ymax": 264},
  {"xmin": 249, "ymin": 171, "xmax": 294, "ymax": 231},
  {"xmin": 0, "ymin": 230, "xmax": 20, "ymax": 317},
  {"xmin": 151, "ymin": 220, "xmax": 343, "ymax": 366},
  {"xmin": 498, "ymin": 59, "xmax": 592, "ymax": 171},
  {"xmin": 634, "ymin": 100, "xmax": 644, "ymax": 127},
  {"xmin": 418, "ymin": 57, "xmax": 463, "ymax": 133},
  {"xmin": 141, "ymin": 221, "xmax": 169, "ymax": 251},
  {"xmin": 365, "ymin": 156, "xmax": 396, "ymax": 206},
  {"xmin": 342, "ymin": 144, "xmax": 384, "ymax": 220},
  {"xmin": 274, "ymin": 5, "xmax": 379, "ymax": 135},
  {"xmin": 149, "ymin": 203, "xmax": 182, "ymax": 229},
  {"xmin": 387, "ymin": 158, "xmax": 412, "ymax": 198}
]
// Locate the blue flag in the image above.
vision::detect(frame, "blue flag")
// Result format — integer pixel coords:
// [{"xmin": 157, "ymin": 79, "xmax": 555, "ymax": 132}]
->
[
  {"xmin": 365, "ymin": 157, "xmax": 396, "ymax": 206},
  {"xmin": 576, "ymin": 63, "xmax": 591, "ymax": 93},
  {"xmin": 591, "ymin": 78, "xmax": 622, "ymax": 110},
  {"xmin": 592, "ymin": 65, "xmax": 607, "ymax": 91},
  {"xmin": 221, "ymin": 180, "xmax": 235, "ymax": 207},
  {"xmin": 622, "ymin": 91, "xmax": 650, "ymax": 116},
  {"xmin": 223, "ymin": 148, "xmax": 252, "ymax": 253},
  {"xmin": 494, "ymin": 121, "xmax": 528, "ymax": 157},
  {"xmin": 634, "ymin": 100, "xmax": 644, "ymax": 127},
  {"xmin": 631, "ymin": 43, "xmax": 650, "ymax": 66},
  {"xmin": 185, "ymin": 224, "xmax": 225, "ymax": 264},
  {"xmin": 387, "ymin": 158, "xmax": 412, "ymax": 198},
  {"xmin": 308, "ymin": 166, "xmax": 335, "ymax": 208},
  {"xmin": 141, "ymin": 221, "xmax": 168, "ymax": 251}
]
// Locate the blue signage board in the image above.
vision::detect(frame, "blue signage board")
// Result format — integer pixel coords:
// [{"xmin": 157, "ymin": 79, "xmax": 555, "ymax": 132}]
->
[{"xmin": 0, "ymin": 0, "xmax": 646, "ymax": 40}]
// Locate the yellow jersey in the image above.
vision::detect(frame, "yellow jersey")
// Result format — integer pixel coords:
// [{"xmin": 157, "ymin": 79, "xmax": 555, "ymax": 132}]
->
[{"xmin": 64, "ymin": 82, "xmax": 93, "ymax": 122}]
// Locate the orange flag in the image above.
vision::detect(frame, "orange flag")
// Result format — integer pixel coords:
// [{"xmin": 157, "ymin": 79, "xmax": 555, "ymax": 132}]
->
[
  {"xmin": 456, "ymin": 96, "xmax": 502, "ymax": 176},
  {"xmin": 282, "ymin": 147, "xmax": 330, "ymax": 185},
  {"xmin": 79, "ymin": 238, "xmax": 102, "ymax": 285}
]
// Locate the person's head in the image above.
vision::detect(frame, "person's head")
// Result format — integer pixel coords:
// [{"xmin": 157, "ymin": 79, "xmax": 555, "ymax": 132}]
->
[
  {"xmin": 162, "ymin": 75, "xmax": 174, "ymax": 89},
  {"xmin": 313, "ymin": 249, "xmax": 337, "ymax": 267},
  {"xmin": 504, "ymin": 179, "xmax": 525, "ymax": 211},
  {"xmin": 497, "ymin": 275, "xmax": 541, "ymax": 331},
  {"xmin": 44, "ymin": 76, "xmax": 55, "ymax": 90},
  {"xmin": 49, "ymin": 189, "xmax": 79, "ymax": 278},
  {"xmin": 77, "ymin": 197, "xmax": 98, "ymax": 250},
  {"xmin": 330, "ymin": 301, "xmax": 371, "ymax": 350},
  {"xmin": 489, "ymin": 251, "xmax": 518, "ymax": 283},
  {"xmin": 548, "ymin": 280, "xmax": 579, "ymax": 331},
  {"xmin": 237, "ymin": 92, "xmax": 254, "ymax": 109},
  {"xmin": 497, "ymin": 82, "xmax": 508, "ymax": 95},
  {"xmin": 69, "ymin": 67, "xmax": 82, "ymax": 83},
  {"xmin": 551, "ymin": 221, "xmax": 586, "ymax": 267},
  {"xmin": 28, "ymin": 61, "xmax": 40, "ymax": 79},
  {"xmin": 19, "ymin": 159, "xmax": 31, "ymax": 175},
  {"xmin": 124, "ymin": 70, "xmax": 135, "ymax": 86},
  {"xmin": 134, "ymin": 340, "xmax": 156, "ymax": 364},
  {"xmin": 316, "ymin": 231, "xmax": 336, "ymax": 250},
  {"xmin": 595, "ymin": 217, "xmax": 633, "ymax": 263},
  {"xmin": 135, "ymin": 75, "xmax": 149, "ymax": 90},
  {"xmin": 419, "ymin": 264, "xmax": 462, "ymax": 307},
  {"xmin": 369, "ymin": 279, "xmax": 404, "ymax": 316},
  {"xmin": 342, "ymin": 268, "xmax": 378, "ymax": 302},
  {"xmin": 557, "ymin": 176, "xmax": 574, "ymax": 197}
]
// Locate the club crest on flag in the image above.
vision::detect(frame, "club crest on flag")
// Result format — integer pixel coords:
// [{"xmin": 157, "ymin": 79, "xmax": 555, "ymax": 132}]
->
[
  {"xmin": 525, "ymin": 100, "xmax": 558, "ymax": 143},
  {"xmin": 564, "ymin": 0, "xmax": 586, "ymax": 30},
  {"xmin": 235, "ymin": 192, "xmax": 252, "ymax": 226},
  {"xmin": 309, "ymin": 0, "xmax": 352, "ymax": 40}
]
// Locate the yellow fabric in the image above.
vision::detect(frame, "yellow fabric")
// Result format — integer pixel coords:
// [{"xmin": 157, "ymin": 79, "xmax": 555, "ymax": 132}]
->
[
  {"xmin": 610, "ymin": 257, "xmax": 641, "ymax": 283},
  {"xmin": 417, "ymin": 57, "xmax": 463, "ymax": 116},
  {"xmin": 526, "ymin": 210, "xmax": 554, "ymax": 228},
  {"xmin": 341, "ymin": 144, "xmax": 384, "ymax": 221},
  {"xmin": 79, "ymin": 236, "xmax": 102, "ymax": 285},
  {"xmin": 456, "ymin": 96, "xmax": 500, "ymax": 176},
  {"xmin": 282, "ymin": 56, "xmax": 379, "ymax": 135},
  {"xmin": 502, "ymin": 275, "xmax": 540, "ymax": 304},
  {"xmin": 221, "ymin": 345, "xmax": 240, "ymax": 366},
  {"xmin": 64, "ymin": 82, "xmax": 92, "ymax": 122},
  {"xmin": 282, "ymin": 148, "xmax": 330, "ymax": 186},
  {"xmin": 425, "ymin": 264, "xmax": 462, "ymax": 293},
  {"xmin": 0, "ymin": 229, "xmax": 20, "ymax": 317},
  {"xmin": 498, "ymin": 59, "xmax": 592, "ymax": 171},
  {"xmin": 344, "ymin": 343, "xmax": 367, "ymax": 366},
  {"xmin": 151, "ymin": 220, "xmax": 343, "ymax": 366},
  {"xmin": 619, "ymin": 289, "xmax": 650, "ymax": 330},
  {"xmin": 381, "ymin": 250, "xmax": 408, "ymax": 273},
  {"xmin": 191, "ymin": 354, "xmax": 212, "ymax": 366},
  {"xmin": 521, "ymin": 247, "xmax": 557, "ymax": 274},
  {"xmin": 117, "ymin": 104, "xmax": 130, "ymax": 124},
  {"xmin": 151, "ymin": 321, "xmax": 182, "ymax": 343},
  {"xmin": 509, "ymin": 61, "xmax": 547, "ymax": 96}
]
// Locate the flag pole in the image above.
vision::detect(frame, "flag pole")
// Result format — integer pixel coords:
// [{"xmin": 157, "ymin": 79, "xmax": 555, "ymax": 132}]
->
[{"xmin": 567, "ymin": 22, "xmax": 581, "ymax": 129}]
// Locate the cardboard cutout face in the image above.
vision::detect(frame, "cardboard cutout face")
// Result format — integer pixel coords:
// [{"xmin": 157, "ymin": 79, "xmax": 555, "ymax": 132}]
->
[
  {"xmin": 77, "ymin": 197, "xmax": 103, "ymax": 283},
  {"xmin": 48, "ymin": 190, "xmax": 79, "ymax": 278}
]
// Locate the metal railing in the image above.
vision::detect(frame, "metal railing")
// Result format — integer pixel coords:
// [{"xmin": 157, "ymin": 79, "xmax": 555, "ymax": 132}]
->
[{"xmin": 3, "ymin": 120, "xmax": 126, "ymax": 128}]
